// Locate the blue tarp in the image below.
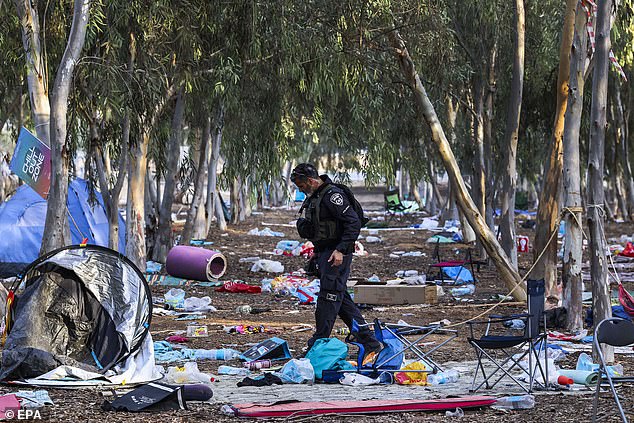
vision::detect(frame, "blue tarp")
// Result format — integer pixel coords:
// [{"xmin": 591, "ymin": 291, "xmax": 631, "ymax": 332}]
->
[{"xmin": 0, "ymin": 179, "xmax": 125, "ymax": 277}]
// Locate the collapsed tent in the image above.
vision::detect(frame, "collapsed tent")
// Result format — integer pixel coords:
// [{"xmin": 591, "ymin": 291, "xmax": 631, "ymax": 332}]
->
[
  {"xmin": 0, "ymin": 245, "xmax": 156, "ymax": 385},
  {"xmin": 0, "ymin": 178, "xmax": 125, "ymax": 278}
]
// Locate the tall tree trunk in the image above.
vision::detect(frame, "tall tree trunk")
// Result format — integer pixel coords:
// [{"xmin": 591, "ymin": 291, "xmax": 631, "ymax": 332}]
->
[
  {"xmin": 153, "ymin": 88, "xmax": 186, "ymax": 262},
  {"xmin": 389, "ymin": 29, "xmax": 527, "ymax": 301},
  {"xmin": 612, "ymin": 77, "xmax": 634, "ymax": 219},
  {"xmin": 14, "ymin": 0, "xmax": 51, "ymax": 145},
  {"xmin": 40, "ymin": 0, "xmax": 92, "ymax": 254},
  {"xmin": 587, "ymin": 0, "xmax": 612, "ymax": 362},
  {"xmin": 182, "ymin": 116, "xmax": 211, "ymax": 244},
  {"xmin": 531, "ymin": 0, "xmax": 577, "ymax": 298},
  {"xmin": 499, "ymin": 0, "xmax": 525, "ymax": 269},
  {"xmin": 562, "ymin": 4, "xmax": 589, "ymax": 332},
  {"xmin": 206, "ymin": 105, "xmax": 225, "ymax": 231},
  {"xmin": 230, "ymin": 178, "xmax": 240, "ymax": 225},
  {"xmin": 127, "ymin": 130, "xmax": 149, "ymax": 271},
  {"xmin": 484, "ymin": 41, "xmax": 498, "ymax": 234},
  {"xmin": 410, "ymin": 177, "xmax": 423, "ymax": 208},
  {"xmin": 473, "ymin": 77, "xmax": 487, "ymax": 255}
]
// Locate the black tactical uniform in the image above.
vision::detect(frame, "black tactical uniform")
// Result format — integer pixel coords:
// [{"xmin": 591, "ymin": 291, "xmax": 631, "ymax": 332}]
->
[{"xmin": 298, "ymin": 175, "xmax": 381, "ymax": 351}]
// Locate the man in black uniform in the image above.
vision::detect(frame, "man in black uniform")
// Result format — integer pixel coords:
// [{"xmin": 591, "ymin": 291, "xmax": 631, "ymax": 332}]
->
[{"xmin": 291, "ymin": 163, "xmax": 382, "ymax": 358}]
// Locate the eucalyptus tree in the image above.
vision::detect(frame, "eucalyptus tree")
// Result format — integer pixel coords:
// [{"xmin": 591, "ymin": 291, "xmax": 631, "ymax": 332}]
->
[
  {"xmin": 530, "ymin": 0, "xmax": 577, "ymax": 300},
  {"xmin": 14, "ymin": 0, "xmax": 93, "ymax": 254},
  {"xmin": 561, "ymin": 4, "xmax": 589, "ymax": 332},
  {"xmin": 587, "ymin": 0, "xmax": 613, "ymax": 362}
]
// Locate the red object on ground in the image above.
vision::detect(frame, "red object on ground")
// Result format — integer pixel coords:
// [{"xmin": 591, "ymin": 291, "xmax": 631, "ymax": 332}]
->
[
  {"xmin": 227, "ymin": 396, "xmax": 497, "ymax": 418},
  {"xmin": 557, "ymin": 375, "xmax": 574, "ymax": 385},
  {"xmin": 620, "ymin": 242, "xmax": 634, "ymax": 257},
  {"xmin": 216, "ymin": 281, "xmax": 262, "ymax": 294},
  {"xmin": 165, "ymin": 335, "xmax": 189, "ymax": 343}
]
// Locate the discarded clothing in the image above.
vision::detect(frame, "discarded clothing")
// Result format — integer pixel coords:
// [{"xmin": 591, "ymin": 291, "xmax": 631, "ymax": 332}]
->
[
  {"xmin": 216, "ymin": 281, "xmax": 262, "ymax": 294},
  {"xmin": 237, "ymin": 373, "xmax": 283, "ymax": 387},
  {"xmin": 15, "ymin": 390, "xmax": 54, "ymax": 408}
]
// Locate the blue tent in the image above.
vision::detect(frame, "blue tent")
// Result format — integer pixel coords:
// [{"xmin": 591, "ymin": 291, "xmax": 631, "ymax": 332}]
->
[{"xmin": 0, "ymin": 179, "xmax": 125, "ymax": 277}]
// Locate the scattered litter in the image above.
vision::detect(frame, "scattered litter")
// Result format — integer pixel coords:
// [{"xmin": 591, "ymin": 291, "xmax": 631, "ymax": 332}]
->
[
  {"xmin": 216, "ymin": 280, "xmax": 262, "ymax": 294},
  {"xmin": 218, "ymin": 366, "xmax": 251, "ymax": 377},
  {"xmin": 492, "ymin": 394, "xmax": 535, "ymax": 410},
  {"xmin": 451, "ymin": 284, "xmax": 476, "ymax": 297},
  {"xmin": 365, "ymin": 236, "xmax": 382, "ymax": 243},
  {"xmin": 275, "ymin": 358, "xmax": 315, "ymax": 384},
  {"xmin": 445, "ymin": 407, "xmax": 464, "ymax": 418},
  {"xmin": 367, "ymin": 274, "xmax": 381, "ymax": 283},
  {"xmin": 250, "ymin": 259, "xmax": 284, "ymax": 273},
  {"xmin": 14, "ymin": 390, "xmax": 54, "ymax": 408},
  {"xmin": 190, "ymin": 239, "xmax": 213, "ymax": 246},
  {"xmin": 248, "ymin": 227, "xmax": 285, "ymax": 237},
  {"xmin": 146, "ymin": 261, "xmax": 163, "ymax": 274},
  {"xmin": 164, "ymin": 362, "xmax": 213, "ymax": 384},
  {"xmin": 186, "ymin": 324, "xmax": 209, "ymax": 337}
]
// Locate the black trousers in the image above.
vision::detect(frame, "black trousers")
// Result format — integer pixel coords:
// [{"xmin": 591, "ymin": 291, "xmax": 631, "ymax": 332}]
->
[{"xmin": 307, "ymin": 249, "xmax": 381, "ymax": 351}]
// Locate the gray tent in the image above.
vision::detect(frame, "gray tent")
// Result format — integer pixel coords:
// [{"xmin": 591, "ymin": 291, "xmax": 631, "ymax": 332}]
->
[{"xmin": 0, "ymin": 245, "xmax": 152, "ymax": 381}]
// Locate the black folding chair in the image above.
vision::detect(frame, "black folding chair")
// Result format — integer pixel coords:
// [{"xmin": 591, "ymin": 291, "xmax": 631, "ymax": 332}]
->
[
  {"xmin": 592, "ymin": 318, "xmax": 634, "ymax": 423},
  {"xmin": 467, "ymin": 279, "xmax": 548, "ymax": 393}
]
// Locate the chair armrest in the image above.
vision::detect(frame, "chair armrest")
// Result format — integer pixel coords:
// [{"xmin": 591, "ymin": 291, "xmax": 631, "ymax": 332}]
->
[{"xmin": 468, "ymin": 313, "xmax": 531, "ymax": 326}]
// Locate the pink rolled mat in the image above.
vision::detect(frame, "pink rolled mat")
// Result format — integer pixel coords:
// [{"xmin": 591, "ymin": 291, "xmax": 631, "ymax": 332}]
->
[{"xmin": 165, "ymin": 246, "xmax": 227, "ymax": 281}]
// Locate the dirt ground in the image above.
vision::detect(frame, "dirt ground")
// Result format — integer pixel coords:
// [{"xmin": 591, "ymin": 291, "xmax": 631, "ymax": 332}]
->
[{"xmin": 5, "ymin": 201, "xmax": 634, "ymax": 422}]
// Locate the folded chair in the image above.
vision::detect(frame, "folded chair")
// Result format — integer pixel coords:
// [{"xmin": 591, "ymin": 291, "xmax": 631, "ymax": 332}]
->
[
  {"xmin": 467, "ymin": 279, "xmax": 548, "ymax": 393},
  {"xmin": 346, "ymin": 318, "xmax": 457, "ymax": 376},
  {"xmin": 384, "ymin": 190, "xmax": 412, "ymax": 224},
  {"xmin": 592, "ymin": 318, "xmax": 634, "ymax": 423}
]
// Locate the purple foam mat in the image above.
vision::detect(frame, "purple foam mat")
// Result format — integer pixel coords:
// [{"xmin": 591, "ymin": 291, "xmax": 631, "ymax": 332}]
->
[{"xmin": 165, "ymin": 246, "xmax": 227, "ymax": 281}]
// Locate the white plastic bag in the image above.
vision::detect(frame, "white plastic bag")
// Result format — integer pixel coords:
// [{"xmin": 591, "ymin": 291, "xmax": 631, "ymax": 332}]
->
[
  {"xmin": 250, "ymin": 259, "xmax": 284, "ymax": 273},
  {"xmin": 339, "ymin": 372, "xmax": 380, "ymax": 386},
  {"xmin": 276, "ymin": 358, "xmax": 314, "ymax": 384},
  {"xmin": 164, "ymin": 362, "xmax": 213, "ymax": 384},
  {"xmin": 184, "ymin": 296, "xmax": 216, "ymax": 312}
]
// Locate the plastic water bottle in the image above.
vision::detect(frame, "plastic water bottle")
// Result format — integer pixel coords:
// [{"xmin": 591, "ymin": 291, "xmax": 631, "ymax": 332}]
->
[
  {"xmin": 195, "ymin": 348, "xmax": 241, "ymax": 360},
  {"xmin": 493, "ymin": 394, "xmax": 535, "ymax": 410},
  {"xmin": 427, "ymin": 369, "xmax": 459, "ymax": 385},
  {"xmin": 450, "ymin": 284, "xmax": 475, "ymax": 297},
  {"xmin": 217, "ymin": 365, "xmax": 251, "ymax": 376}
]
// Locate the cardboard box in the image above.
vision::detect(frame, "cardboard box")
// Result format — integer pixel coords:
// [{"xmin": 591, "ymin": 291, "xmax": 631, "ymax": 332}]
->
[{"xmin": 353, "ymin": 284, "xmax": 438, "ymax": 305}]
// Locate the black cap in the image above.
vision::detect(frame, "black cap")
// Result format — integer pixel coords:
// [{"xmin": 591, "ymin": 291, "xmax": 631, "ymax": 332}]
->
[{"xmin": 291, "ymin": 163, "xmax": 319, "ymax": 182}]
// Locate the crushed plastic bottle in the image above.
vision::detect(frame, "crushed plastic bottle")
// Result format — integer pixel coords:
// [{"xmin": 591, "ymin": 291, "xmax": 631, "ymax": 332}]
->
[
  {"xmin": 427, "ymin": 369, "xmax": 459, "ymax": 385},
  {"xmin": 450, "ymin": 284, "xmax": 476, "ymax": 297},
  {"xmin": 492, "ymin": 394, "xmax": 535, "ymax": 410},
  {"xmin": 217, "ymin": 365, "xmax": 251, "ymax": 376}
]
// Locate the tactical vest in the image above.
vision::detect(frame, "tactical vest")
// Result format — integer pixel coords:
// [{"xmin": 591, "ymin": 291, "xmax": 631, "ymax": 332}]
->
[{"xmin": 303, "ymin": 183, "xmax": 340, "ymax": 243}]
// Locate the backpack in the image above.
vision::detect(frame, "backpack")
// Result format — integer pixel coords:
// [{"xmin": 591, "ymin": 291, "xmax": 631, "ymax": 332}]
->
[{"xmin": 331, "ymin": 183, "xmax": 370, "ymax": 227}]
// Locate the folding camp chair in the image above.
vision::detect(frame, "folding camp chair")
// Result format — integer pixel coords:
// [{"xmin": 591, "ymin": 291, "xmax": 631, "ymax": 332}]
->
[
  {"xmin": 467, "ymin": 279, "xmax": 548, "ymax": 393},
  {"xmin": 384, "ymin": 189, "xmax": 412, "ymax": 224},
  {"xmin": 427, "ymin": 238, "xmax": 482, "ymax": 285},
  {"xmin": 592, "ymin": 318, "xmax": 634, "ymax": 423},
  {"xmin": 346, "ymin": 318, "xmax": 458, "ymax": 376}
]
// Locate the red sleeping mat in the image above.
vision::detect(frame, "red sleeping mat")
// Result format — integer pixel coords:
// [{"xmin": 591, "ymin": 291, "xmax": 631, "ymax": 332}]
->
[{"xmin": 226, "ymin": 396, "xmax": 496, "ymax": 418}]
